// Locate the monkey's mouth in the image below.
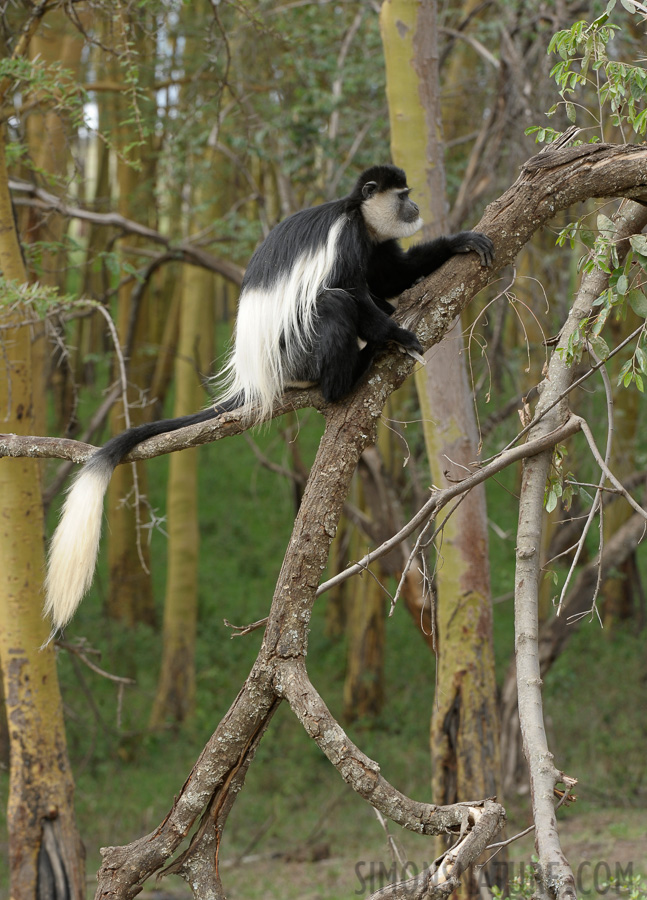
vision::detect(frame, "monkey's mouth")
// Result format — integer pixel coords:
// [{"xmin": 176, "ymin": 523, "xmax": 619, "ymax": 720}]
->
[{"xmin": 399, "ymin": 216, "xmax": 424, "ymax": 238}]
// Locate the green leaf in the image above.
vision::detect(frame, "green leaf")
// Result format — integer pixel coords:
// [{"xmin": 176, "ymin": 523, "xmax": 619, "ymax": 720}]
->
[
  {"xmin": 632, "ymin": 252, "xmax": 647, "ymax": 274},
  {"xmin": 591, "ymin": 306, "xmax": 609, "ymax": 335},
  {"xmin": 580, "ymin": 228, "xmax": 596, "ymax": 248},
  {"xmin": 546, "ymin": 490, "xmax": 558, "ymax": 513},
  {"xmin": 630, "ymin": 234, "xmax": 647, "ymax": 256},
  {"xmin": 633, "ymin": 109, "xmax": 647, "ymax": 135},
  {"xmin": 629, "ymin": 292, "xmax": 647, "ymax": 317},
  {"xmin": 621, "ymin": 0, "xmax": 636, "ymax": 12},
  {"xmin": 549, "ymin": 61, "xmax": 565, "ymax": 80},
  {"xmin": 618, "ymin": 359, "xmax": 632, "ymax": 379},
  {"xmin": 563, "ymin": 484, "xmax": 574, "ymax": 512},
  {"xmin": 565, "ymin": 101, "xmax": 577, "ymax": 123},
  {"xmin": 580, "ymin": 487, "xmax": 595, "ymax": 504},
  {"xmin": 597, "ymin": 213, "xmax": 616, "ymax": 237},
  {"xmin": 617, "ymin": 273, "xmax": 629, "ymax": 295},
  {"xmin": 589, "ymin": 335, "xmax": 610, "ymax": 359}
]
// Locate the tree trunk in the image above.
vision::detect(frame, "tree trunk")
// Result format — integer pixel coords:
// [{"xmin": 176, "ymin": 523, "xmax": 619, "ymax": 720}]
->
[
  {"xmin": 149, "ymin": 263, "xmax": 213, "ymax": 726},
  {"xmin": 380, "ymin": 0, "xmax": 501, "ymax": 890},
  {"xmin": 23, "ymin": 11, "xmax": 87, "ymax": 433},
  {"xmin": 105, "ymin": 13, "xmax": 159, "ymax": 628},
  {"xmin": 0, "ymin": 128, "xmax": 85, "ymax": 900},
  {"xmin": 343, "ymin": 472, "xmax": 386, "ymax": 721},
  {"xmin": 602, "ymin": 310, "xmax": 641, "ymax": 626}
]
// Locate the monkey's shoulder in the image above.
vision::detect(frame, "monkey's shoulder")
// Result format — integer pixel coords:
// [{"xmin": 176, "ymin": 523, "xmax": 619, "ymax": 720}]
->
[{"xmin": 243, "ymin": 199, "xmax": 368, "ymax": 290}]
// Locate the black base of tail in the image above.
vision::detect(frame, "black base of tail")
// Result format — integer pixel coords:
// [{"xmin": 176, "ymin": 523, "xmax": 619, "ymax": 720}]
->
[{"xmin": 99, "ymin": 395, "xmax": 243, "ymax": 468}]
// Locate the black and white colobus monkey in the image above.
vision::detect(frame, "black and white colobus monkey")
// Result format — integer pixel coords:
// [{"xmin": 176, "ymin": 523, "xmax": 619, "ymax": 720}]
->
[{"xmin": 45, "ymin": 164, "xmax": 494, "ymax": 630}]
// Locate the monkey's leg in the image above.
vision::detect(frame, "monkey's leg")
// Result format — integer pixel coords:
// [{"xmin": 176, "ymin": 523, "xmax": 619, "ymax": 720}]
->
[
  {"xmin": 311, "ymin": 291, "xmax": 363, "ymax": 403},
  {"xmin": 355, "ymin": 292, "xmax": 423, "ymax": 356}
]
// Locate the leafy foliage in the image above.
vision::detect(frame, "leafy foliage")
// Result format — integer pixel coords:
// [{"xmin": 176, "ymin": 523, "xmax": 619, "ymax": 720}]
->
[
  {"xmin": 526, "ymin": 3, "xmax": 647, "ymax": 143},
  {"xmin": 0, "ymin": 280, "xmax": 76, "ymax": 317}
]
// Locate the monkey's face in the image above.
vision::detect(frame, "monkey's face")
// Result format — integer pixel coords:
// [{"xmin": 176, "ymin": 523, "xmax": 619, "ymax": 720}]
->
[{"xmin": 361, "ymin": 185, "xmax": 423, "ymax": 242}]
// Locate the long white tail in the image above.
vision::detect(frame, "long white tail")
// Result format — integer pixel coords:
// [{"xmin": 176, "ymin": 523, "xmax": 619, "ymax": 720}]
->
[
  {"xmin": 43, "ymin": 406, "xmax": 232, "ymax": 633},
  {"xmin": 44, "ymin": 457, "xmax": 113, "ymax": 631}
]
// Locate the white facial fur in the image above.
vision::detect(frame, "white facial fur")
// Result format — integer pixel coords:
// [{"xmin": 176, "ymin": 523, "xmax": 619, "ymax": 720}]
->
[{"xmin": 362, "ymin": 188, "xmax": 423, "ymax": 242}]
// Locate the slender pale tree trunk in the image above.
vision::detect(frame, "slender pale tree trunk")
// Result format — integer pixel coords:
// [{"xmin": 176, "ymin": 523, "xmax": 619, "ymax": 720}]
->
[
  {"xmin": 22, "ymin": 11, "xmax": 87, "ymax": 433},
  {"xmin": 0, "ymin": 128, "xmax": 85, "ymax": 900},
  {"xmin": 343, "ymin": 473, "xmax": 385, "ymax": 721},
  {"xmin": 149, "ymin": 263, "xmax": 213, "ymax": 726},
  {"xmin": 602, "ymin": 311, "xmax": 641, "ymax": 626},
  {"xmin": 106, "ymin": 13, "xmax": 159, "ymax": 628},
  {"xmin": 380, "ymin": 1, "xmax": 501, "ymax": 890}
]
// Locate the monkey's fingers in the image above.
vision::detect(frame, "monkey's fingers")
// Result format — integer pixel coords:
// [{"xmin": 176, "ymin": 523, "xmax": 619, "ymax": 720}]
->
[
  {"xmin": 454, "ymin": 232, "xmax": 495, "ymax": 267},
  {"xmin": 471, "ymin": 235, "xmax": 495, "ymax": 267},
  {"xmin": 406, "ymin": 348, "xmax": 426, "ymax": 365}
]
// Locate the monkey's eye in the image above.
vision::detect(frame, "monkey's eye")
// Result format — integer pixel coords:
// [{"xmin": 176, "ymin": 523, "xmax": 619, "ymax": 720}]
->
[{"xmin": 398, "ymin": 189, "xmax": 412, "ymax": 200}]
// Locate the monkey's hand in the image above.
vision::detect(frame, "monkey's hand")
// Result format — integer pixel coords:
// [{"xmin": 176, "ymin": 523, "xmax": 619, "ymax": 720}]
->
[
  {"xmin": 448, "ymin": 231, "xmax": 495, "ymax": 267},
  {"xmin": 390, "ymin": 325, "xmax": 426, "ymax": 365},
  {"xmin": 405, "ymin": 347, "xmax": 426, "ymax": 365}
]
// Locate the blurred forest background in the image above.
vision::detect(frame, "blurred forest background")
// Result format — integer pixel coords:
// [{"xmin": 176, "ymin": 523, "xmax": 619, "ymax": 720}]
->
[{"xmin": 1, "ymin": 0, "xmax": 647, "ymax": 898}]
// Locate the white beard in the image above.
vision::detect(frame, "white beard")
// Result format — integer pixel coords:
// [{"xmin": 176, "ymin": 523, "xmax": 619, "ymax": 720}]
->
[{"xmin": 362, "ymin": 191, "xmax": 423, "ymax": 242}]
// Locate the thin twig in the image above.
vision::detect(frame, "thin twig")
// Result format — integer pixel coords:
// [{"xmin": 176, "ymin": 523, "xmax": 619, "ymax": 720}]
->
[
  {"xmin": 317, "ymin": 417, "xmax": 582, "ymax": 600},
  {"xmin": 224, "ymin": 617, "xmax": 268, "ymax": 638},
  {"xmin": 55, "ymin": 640, "xmax": 135, "ymax": 686},
  {"xmin": 9, "ymin": 180, "xmax": 244, "ymax": 284},
  {"xmin": 482, "ymin": 322, "xmax": 646, "ymax": 465},
  {"xmin": 579, "ymin": 418, "xmax": 647, "ymax": 522},
  {"xmin": 556, "ymin": 347, "xmax": 614, "ymax": 616}
]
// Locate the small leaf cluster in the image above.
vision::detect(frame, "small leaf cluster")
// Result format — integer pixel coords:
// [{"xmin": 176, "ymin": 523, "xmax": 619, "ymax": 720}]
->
[
  {"xmin": 555, "ymin": 215, "xmax": 647, "ymax": 392},
  {"xmin": 526, "ymin": 2, "xmax": 647, "ymax": 144},
  {"xmin": 0, "ymin": 280, "xmax": 76, "ymax": 320},
  {"xmin": 1, "ymin": 56, "xmax": 88, "ymax": 140},
  {"xmin": 545, "ymin": 445, "xmax": 581, "ymax": 514},
  {"xmin": 590, "ymin": 228, "xmax": 647, "ymax": 392}
]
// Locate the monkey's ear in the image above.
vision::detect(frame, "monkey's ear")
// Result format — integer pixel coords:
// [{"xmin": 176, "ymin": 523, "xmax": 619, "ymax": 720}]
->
[{"xmin": 362, "ymin": 181, "xmax": 378, "ymax": 200}]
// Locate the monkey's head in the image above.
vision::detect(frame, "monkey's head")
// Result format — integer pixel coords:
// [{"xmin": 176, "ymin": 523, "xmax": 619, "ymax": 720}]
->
[{"xmin": 355, "ymin": 165, "xmax": 423, "ymax": 243}]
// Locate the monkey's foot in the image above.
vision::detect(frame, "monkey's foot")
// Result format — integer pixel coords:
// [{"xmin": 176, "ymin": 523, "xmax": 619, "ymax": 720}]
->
[{"xmin": 406, "ymin": 348, "xmax": 426, "ymax": 365}]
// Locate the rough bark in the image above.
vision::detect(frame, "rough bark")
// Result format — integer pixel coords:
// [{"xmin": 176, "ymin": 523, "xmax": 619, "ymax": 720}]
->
[{"xmin": 0, "ymin": 127, "xmax": 85, "ymax": 900}]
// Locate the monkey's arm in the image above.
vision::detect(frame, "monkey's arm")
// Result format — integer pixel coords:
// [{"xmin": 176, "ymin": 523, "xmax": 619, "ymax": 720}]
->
[
  {"xmin": 354, "ymin": 290, "xmax": 422, "ymax": 355},
  {"xmin": 367, "ymin": 231, "xmax": 494, "ymax": 301}
]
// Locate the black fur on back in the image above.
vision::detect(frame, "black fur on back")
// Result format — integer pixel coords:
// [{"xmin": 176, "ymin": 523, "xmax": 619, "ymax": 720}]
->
[{"xmin": 242, "ymin": 165, "xmax": 409, "ymax": 295}]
